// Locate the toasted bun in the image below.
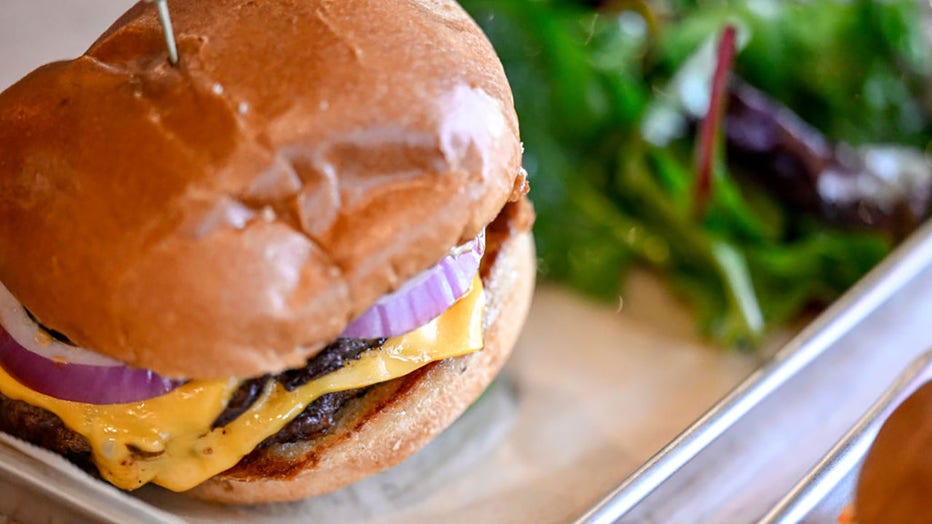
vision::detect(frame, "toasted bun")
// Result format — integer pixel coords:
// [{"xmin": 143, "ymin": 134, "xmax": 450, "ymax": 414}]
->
[
  {"xmin": 855, "ymin": 381, "xmax": 932, "ymax": 524},
  {"xmin": 188, "ymin": 228, "xmax": 535, "ymax": 503},
  {"xmin": 0, "ymin": 0, "xmax": 523, "ymax": 379}
]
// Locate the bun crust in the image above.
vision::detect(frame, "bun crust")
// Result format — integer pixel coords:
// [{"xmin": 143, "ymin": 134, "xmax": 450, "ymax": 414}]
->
[
  {"xmin": 855, "ymin": 381, "xmax": 932, "ymax": 524},
  {"xmin": 0, "ymin": 0, "xmax": 522, "ymax": 379},
  {"xmin": 189, "ymin": 229, "xmax": 535, "ymax": 503}
]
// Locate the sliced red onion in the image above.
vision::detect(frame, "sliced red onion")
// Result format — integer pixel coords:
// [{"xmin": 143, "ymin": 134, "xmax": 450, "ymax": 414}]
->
[
  {"xmin": 0, "ymin": 285, "xmax": 119, "ymax": 367},
  {"xmin": 341, "ymin": 232, "xmax": 485, "ymax": 339},
  {"xmin": 0, "ymin": 283, "xmax": 178, "ymax": 404}
]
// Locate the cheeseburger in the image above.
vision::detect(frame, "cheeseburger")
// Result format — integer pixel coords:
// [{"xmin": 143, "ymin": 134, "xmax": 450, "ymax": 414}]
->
[{"xmin": 0, "ymin": 0, "xmax": 534, "ymax": 503}]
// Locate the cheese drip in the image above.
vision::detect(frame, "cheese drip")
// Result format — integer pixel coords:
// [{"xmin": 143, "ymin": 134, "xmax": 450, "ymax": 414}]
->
[{"xmin": 0, "ymin": 277, "xmax": 485, "ymax": 492}]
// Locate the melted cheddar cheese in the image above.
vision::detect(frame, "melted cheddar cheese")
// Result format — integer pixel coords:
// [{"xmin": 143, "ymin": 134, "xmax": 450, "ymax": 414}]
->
[{"xmin": 0, "ymin": 278, "xmax": 485, "ymax": 492}]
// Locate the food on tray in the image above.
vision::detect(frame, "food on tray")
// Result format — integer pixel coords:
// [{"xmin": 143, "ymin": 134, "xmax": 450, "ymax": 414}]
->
[{"xmin": 0, "ymin": 0, "xmax": 534, "ymax": 503}]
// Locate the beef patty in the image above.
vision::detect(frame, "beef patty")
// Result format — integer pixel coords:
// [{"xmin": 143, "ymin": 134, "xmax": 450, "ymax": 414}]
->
[{"xmin": 0, "ymin": 337, "xmax": 384, "ymax": 476}]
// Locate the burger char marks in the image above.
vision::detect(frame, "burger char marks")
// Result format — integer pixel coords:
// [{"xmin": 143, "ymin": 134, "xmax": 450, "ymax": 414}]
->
[
  {"xmin": 258, "ymin": 389, "xmax": 364, "ymax": 448},
  {"xmin": 277, "ymin": 337, "xmax": 385, "ymax": 391},
  {"xmin": 212, "ymin": 337, "xmax": 384, "ymax": 432}
]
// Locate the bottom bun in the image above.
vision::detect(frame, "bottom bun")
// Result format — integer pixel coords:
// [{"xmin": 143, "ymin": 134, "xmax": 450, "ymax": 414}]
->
[{"xmin": 190, "ymin": 230, "xmax": 536, "ymax": 503}]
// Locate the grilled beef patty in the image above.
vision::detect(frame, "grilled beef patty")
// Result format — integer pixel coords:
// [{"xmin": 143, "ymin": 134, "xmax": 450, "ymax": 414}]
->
[{"xmin": 0, "ymin": 337, "xmax": 384, "ymax": 476}]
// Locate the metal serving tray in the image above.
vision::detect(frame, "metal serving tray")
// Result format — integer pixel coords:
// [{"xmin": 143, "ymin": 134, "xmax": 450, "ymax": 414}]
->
[
  {"xmin": 3, "ymin": 3, "xmax": 932, "ymax": 522},
  {"xmin": 578, "ymin": 219, "xmax": 932, "ymax": 523},
  {"xmin": 761, "ymin": 349, "xmax": 932, "ymax": 523}
]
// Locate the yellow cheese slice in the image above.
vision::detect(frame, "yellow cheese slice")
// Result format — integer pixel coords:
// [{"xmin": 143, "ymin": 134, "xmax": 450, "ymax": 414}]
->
[{"xmin": 0, "ymin": 277, "xmax": 484, "ymax": 491}]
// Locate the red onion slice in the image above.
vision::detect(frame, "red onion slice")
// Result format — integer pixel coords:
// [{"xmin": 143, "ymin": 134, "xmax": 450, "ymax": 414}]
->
[
  {"xmin": 0, "ymin": 285, "xmax": 120, "ymax": 367},
  {"xmin": 0, "ymin": 283, "xmax": 178, "ymax": 404},
  {"xmin": 341, "ymin": 232, "xmax": 485, "ymax": 339}
]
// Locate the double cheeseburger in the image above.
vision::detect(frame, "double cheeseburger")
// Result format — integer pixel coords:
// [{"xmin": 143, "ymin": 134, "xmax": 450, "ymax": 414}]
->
[{"xmin": 0, "ymin": 0, "xmax": 534, "ymax": 503}]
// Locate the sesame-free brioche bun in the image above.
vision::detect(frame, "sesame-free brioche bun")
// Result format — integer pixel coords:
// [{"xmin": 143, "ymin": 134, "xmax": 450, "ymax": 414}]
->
[
  {"xmin": 0, "ymin": 0, "xmax": 523, "ymax": 379},
  {"xmin": 191, "ymin": 227, "xmax": 535, "ymax": 503}
]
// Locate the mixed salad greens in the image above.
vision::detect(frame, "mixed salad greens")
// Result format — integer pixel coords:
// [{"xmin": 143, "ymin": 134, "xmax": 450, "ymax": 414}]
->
[{"xmin": 458, "ymin": 0, "xmax": 932, "ymax": 347}]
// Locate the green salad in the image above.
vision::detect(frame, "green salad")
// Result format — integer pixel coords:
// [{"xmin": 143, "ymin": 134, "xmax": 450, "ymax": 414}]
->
[{"xmin": 458, "ymin": 0, "xmax": 932, "ymax": 347}]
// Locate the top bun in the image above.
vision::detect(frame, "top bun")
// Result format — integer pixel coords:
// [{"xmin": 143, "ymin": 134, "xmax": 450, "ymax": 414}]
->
[{"xmin": 0, "ymin": 0, "xmax": 522, "ymax": 379}]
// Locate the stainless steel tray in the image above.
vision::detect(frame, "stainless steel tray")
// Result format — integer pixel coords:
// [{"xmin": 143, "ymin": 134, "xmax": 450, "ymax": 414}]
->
[
  {"xmin": 0, "ymin": 435, "xmax": 182, "ymax": 524},
  {"xmin": 761, "ymin": 349, "xmax": 932, "ymax": 523},
  {"xmin": 578, "ymin": 219, "xmax": 932, "ymax": 523}
]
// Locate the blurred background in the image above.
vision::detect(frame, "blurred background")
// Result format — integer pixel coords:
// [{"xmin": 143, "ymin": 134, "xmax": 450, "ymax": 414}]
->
[{"xmin": 456, "ymin": 0, "xmax": 932, "ymax": 349}]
